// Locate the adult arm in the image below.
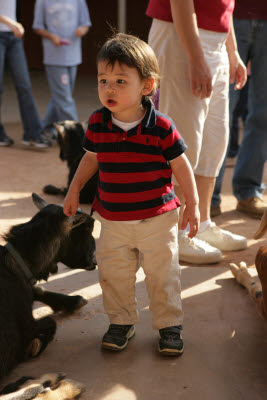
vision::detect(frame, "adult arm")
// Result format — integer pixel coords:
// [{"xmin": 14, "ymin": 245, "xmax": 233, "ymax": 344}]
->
[
  {"xmin": 63, "ymin": 151, "xmax": 98, "ymax": 217},
  {"xmin": 226, "ymin": 17, "xmax": 247, "ymax": 90},
  {"xmin": 0, "ymin": 15, "xmax": 24, "ymax": 38},
  {"xmin": 33, "ymin": 28, "xmax": 62, "ymax": 46},
  {"xmin": 170, "ymin": 153, "xmax": 200, "ymax": 238},
  {"xmin": 75, "ymin": 26, "xmax": 89, "ymax": 37},
  {"xmin": 170, "ymin": 0, "xmax": 212, "ymax": 99}
]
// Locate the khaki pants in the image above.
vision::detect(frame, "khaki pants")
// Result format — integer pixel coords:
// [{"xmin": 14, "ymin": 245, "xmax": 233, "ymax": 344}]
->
[
  {"xmin": 96, "ymin": 209, "xmax": 183, "ymax": 330},
  {"xmin": 148, "ymin": 20, "xmax": 229, "ymax": 178}
]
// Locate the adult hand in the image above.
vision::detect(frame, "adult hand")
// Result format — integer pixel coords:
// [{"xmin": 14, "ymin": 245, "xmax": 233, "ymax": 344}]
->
[
  {"xmin": 189, "ymin": 56, "xmax": 212, "ymax": 99},
  {"xmin": 11, "ymin": 21, "xmax": 24, "ymax": 38},
  {"xmin": 229, "ymin": 50, "xmax": 247, "ymax": 90}
]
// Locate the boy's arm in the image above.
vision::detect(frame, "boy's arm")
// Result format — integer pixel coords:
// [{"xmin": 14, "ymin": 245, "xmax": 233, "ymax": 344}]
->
[
  {"xmin": 33, "ymin": 28, "xmax": 61, "ymax": 46},
  {"xmin": 63, "ymin": 151, "xmax": 98, "ymax": 217},
  {"xmin": 0, "ymin": 15, "xmax": 24, "ymax": 38},
  {"xmin": 170, "ymin": 153, "xmax": 200, "ymax": 238}
]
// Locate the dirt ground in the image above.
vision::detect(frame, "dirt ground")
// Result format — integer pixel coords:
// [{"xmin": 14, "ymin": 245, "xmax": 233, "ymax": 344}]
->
[{"xmin": 0, "ymin": 72, "xmax": 267, "ymax": 399}]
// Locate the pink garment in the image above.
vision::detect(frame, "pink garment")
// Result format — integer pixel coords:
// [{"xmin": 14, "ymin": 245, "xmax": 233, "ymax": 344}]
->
[{"xmin": 146, "ymin": 0, "xmax": 234, "ymax": 33}]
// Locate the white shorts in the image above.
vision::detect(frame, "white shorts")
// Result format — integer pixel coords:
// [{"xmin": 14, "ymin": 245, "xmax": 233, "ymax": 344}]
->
[{"xmin": 148, "ymin": 19, "xmax": 229, "ymax": 178}]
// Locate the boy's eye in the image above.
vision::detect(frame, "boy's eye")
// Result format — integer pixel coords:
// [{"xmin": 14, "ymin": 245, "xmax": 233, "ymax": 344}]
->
[
  {"xmin": 99, "ymin": 79, "xmax": 106, "ymax": 84},
  {"xmin": 117, "ymin": 79, "xmax": 126, "ymax": 84}
]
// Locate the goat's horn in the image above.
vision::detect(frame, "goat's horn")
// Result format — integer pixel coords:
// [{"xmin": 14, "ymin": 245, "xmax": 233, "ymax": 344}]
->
[{"xmin": 32, "ymin": 193, "xmax": 49, "ymax": 210}]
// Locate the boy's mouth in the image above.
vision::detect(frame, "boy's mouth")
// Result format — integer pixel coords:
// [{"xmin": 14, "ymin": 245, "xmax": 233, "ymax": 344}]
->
[{"xmin": 107, "ymin": 99, "xmax": 117, "ymax": 107}]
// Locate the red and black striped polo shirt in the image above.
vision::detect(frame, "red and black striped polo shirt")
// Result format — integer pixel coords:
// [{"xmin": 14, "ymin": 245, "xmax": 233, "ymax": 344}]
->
[{"xmin": 83, "ymin": 100, "xmax": 187, "ymax": 221}]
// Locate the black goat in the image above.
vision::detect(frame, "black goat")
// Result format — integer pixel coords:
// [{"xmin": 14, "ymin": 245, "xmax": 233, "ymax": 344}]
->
[
  {"xmin": 43, "ymin": 121, "xmax": 98, "ymax": 204},
  {"xmin": 0, "ymin": 194, "xmax": 94, "ymax": 379}
]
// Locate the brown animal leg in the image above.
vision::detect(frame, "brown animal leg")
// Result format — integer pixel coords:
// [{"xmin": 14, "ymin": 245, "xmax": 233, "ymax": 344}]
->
[
  {"xmin": 230, "ymin": 262, "xmax": 264, "ymax": 318},
  {"xmin": 253, "ymin": 210, "xmax": 267, "ymax": 239},
  {"xmin": 255, "ymin": 246, "xmax": 267, "ymax": 319}
]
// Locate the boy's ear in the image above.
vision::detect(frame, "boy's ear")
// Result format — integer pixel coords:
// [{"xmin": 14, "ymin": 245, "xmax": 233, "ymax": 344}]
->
[{"xmin": 142, "ymin": 77, "xmax": 155, "ymax": 95}]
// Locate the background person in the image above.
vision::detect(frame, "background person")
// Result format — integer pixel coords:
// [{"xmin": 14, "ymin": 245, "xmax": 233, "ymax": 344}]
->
[
  {"xmin": 0, "ymin": 0, "xmax": 50, "ymax": 148},
  {"xmin": 147, "ymin": 0, "xmax": 247, "ymax": 264},
  {"xmin": 33, "ymin": 0, "xmax": 91, "ymax": 139},
  {"xmin": 211, "ymin": 1, "xmax": 267, "ymax": 220}
]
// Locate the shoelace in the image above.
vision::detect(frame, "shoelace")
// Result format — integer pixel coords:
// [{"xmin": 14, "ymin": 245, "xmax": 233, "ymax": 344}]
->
[
  {"xmin": 160, "ymin": 327, "xmax": 182, "ymax": 341},
  {"xmin": 182, "ymin": 234, "xmax": 213, "ymax": 250}
]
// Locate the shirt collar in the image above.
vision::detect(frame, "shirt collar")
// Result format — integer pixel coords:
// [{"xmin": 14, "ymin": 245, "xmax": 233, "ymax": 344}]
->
[{"xmin": 102, "ymin": 99, "xmax": 156, "ymax": 132}]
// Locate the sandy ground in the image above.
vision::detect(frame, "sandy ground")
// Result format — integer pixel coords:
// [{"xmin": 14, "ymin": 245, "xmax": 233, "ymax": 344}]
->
[{"xmin": 0, "ymin": 71, "xmax": 267, "ymax": 399}]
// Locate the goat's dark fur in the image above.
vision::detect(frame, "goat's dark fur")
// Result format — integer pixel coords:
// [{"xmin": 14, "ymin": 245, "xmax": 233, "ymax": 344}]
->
[
  {"xmin": 43, "ymin": 121, "xmax": 98, "ymax": 204},
  {"xmin": 0, "ymin": 194, "xmax": 93, "ymax": 379}
]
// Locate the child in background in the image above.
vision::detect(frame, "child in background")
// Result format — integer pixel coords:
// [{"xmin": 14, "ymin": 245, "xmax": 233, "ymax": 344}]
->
[
  {"xmin": 33, "ymin": 0, "xmax": 91, "ymax": 139},
  {"xmin": 63, "ymin": 33, "xmax": 200, "ymax": 356}
]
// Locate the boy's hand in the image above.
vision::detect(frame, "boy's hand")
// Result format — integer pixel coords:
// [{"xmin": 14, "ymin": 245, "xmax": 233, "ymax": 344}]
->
[
  {"xmin": 181, "ymin": 203, "xmax": 200, "ymax": 238},
  {"xmin": 75, "ymin": 26, "xmax": 89, "ymax": 37},
  {"xmin": 63, "ymin": 189, "xmax": 79, "ymax": 217}
]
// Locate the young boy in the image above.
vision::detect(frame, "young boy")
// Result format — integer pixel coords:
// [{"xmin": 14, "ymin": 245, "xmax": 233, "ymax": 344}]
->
[
  {"xmin": 64, "ymin": 33, "xmax": 200, "ymax": 356},
  {"xmin": 33, "ymin": 0, "xmax": 91, "ymax": 138}
]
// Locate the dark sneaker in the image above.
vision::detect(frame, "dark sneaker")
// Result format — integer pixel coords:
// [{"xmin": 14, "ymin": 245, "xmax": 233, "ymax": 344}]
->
[
  {"xmin": 22, "ymin": 136, "xmax": 51, "ymax": 149},
  {"xmin": 0, "ymin": 136, "xmax": 14, "ymax": 147},
  {"xmin": 158, "ymin": 325, "xmax": 184, "ymax": 356},
  {"xmin": 102, "ymin": 324, "xmax": 135, "ymax": 351}
]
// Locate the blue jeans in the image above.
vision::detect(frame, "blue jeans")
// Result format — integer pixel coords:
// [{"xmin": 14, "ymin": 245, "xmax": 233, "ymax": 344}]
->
[
  {"xmin": 212, "ymin": 19, "xmax": 267, "ymax": 206},
  {"xmin": 0, "ymin": 32, "xmax": 42, "ymax": 141},
  {"xmin": 42, "ymin": 65, "xmax": 78, "ymax": 131}
]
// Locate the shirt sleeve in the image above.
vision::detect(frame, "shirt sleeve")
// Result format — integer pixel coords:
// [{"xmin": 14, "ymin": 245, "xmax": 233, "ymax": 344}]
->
[
  {"xmin": 160, "ymin": 120, "xmax": 187, "ymax": 161},
  {"xmin": 83, "ymin": 117, "xmax": 96, "ymax": 153},
  {"xmin": 32, "ymin": 0, "xmax": 45, "ymax": 30},
  {"xmin": 78, "ymin": 0, "xmax": 92, "ymax": 27}
]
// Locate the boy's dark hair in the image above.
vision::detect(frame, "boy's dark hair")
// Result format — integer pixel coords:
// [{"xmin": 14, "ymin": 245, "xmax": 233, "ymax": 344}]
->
[{"xmin": 97, "ymin": 33, "xmax": 160, "ymax": 102}]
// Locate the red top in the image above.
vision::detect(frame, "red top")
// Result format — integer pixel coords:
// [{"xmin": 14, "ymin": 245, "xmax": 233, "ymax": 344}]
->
[
  {"xmin": 146, "ymin": 0, "xmax": 235, "ymax": 33},
  {"xmin": 234, "ymin": 0, "xmax": 267, "ymax": 20},
  {"xmin": 83, "ymin": 101, "xmax": 187, "ymax": 221}
]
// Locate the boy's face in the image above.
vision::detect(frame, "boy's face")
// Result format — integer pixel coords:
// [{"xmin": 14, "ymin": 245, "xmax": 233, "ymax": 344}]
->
[{"xmin": 97, "ymin": 60, "xmax": 151, "ymax": 122}]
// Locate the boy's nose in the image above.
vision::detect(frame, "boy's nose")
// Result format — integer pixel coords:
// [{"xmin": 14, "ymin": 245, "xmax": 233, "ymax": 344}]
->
[{"xmin": 106, "ymin": 83, "xmax": 115, "ymax": 93}]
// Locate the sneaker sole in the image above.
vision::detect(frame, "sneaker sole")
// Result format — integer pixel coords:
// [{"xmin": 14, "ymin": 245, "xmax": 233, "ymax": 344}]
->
[
  {"xmin": 21, "ymin": 143, "xmax": 48, "ymax": 150},
  {"xmin": 158, "ymin": 346, "xmax": 184, "ymax": 356},
  {"xmin": 101, "ymin": 326, "xmax": 135, "ymax": 352},
  {"xmin": 179, "ymin": 252, "xmax": 222, "ymax": 264}
]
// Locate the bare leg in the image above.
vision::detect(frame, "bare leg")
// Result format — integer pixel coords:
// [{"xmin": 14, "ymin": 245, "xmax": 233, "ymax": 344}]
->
[
  {"xmin": 195, "ymin": 174, "xmax": 216, "ymax": 222},
  {"xmin": 174, "ymin": 174, "xmax": 215, "ymax": 225}
]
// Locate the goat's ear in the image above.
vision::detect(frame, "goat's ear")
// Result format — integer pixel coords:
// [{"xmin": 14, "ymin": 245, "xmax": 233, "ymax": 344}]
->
[
  {"xmin": 54, "ymin": 122, "xmax": 65, "ymax": 135},
  {"xmin": 32, "ymin": 193, "xmax": 49, "ymax": 210},
  {"xmin": 81, "ymin": 120, "xmax": 88, "ymax": 133}
]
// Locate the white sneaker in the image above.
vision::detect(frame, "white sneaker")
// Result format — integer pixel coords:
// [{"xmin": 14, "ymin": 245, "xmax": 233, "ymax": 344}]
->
[
  {"xmin": 196, "ymin": 222, "xmax": 247, "ymax": 251},
  {"xmin": 179, "ymin": 232, "xmax": 222, "ymax": 264}
]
